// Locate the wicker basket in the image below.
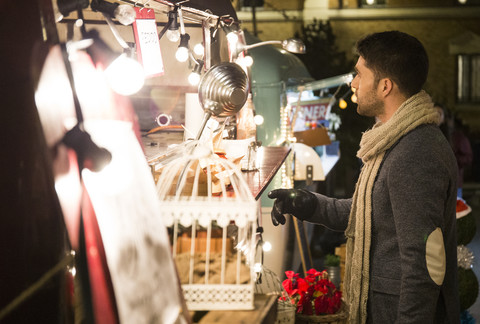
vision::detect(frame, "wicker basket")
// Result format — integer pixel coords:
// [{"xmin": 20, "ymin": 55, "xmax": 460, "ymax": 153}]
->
[{"xmin": 294, "ymin": 302, "xmax": 348, "ymax": 324}]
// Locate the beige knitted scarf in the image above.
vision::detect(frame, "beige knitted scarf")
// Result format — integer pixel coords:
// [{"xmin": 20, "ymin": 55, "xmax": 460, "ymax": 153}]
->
[{"xmin": 343, "ymin": 91, "xmax": 440, "ymax": 324}]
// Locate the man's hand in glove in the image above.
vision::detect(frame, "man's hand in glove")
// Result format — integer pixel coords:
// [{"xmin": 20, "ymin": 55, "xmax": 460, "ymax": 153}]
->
[{"xmin": 268, "ymin": 188, "xmax": 317, "ymax": 226}]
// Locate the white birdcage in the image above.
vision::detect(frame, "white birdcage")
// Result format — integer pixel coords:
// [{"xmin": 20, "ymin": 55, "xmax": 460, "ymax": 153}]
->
[{"xmin": 156, "ymin": 141, "xmax": 257, "ymax": 310}]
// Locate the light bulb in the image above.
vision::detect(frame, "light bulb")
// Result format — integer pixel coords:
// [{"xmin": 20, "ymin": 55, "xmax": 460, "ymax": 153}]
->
[
  {"xmin": 366, "ymin": 0, "xmax": 375, "ymax": 4},
  {"xmin": 351, "ymin": 93, "xmax": 357, "ymax": 103},
  {"xmin": 254, "ymin": 114, "xmax": 264, "ymax": 125},
  {"xmin": 237, "ymin": 55, "xmax": 253, "ymax": 68},
  {"xmin": 243, "ymin": 55, "xmax": 253, "ymax": 66},
  {"xmin": 166, "ymin": 29, "xmax": 180, "ymax": 42},
  {"xmin": 176, "ymin": 34, "xmax": 190, "ymax": 62},
  {"xmin": 175, "ymin": 46, "xmax": 189, "ymax": 62},
  {"xmin": 114, "ymin": 4, "xmax": 136, "ymax": 25},
  {"xmin": 105, "ymin": 54, "xmax": 145, "ymax": 95},
  {"xmin": 226, "ymin": 31, "xmax": 239, "ymax": 44},
  {"xmin": 339, "ymin": 98, "xmax": 347, "ymax": 109},
  {"xmin": 262, "ymin": 241, "xmax": 272, "ymax": 252},
  {"xmin": 193, "ymin": 43, "xmax": 204, "ymax": 56},
  {"xmin": 188, "ymin": 71, "xmax": 201, "ymax": 85}
]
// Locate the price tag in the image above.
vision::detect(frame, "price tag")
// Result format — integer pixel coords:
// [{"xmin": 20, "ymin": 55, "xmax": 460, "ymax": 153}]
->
[{"xmin": 132, "ymin": 7, "xmax": 164, "ymax": 77}]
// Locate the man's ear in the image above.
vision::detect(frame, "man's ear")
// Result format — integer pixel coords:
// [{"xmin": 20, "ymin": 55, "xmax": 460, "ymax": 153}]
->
[{"xmin": 379, "ymin": 78, "xmax": 394, "ymax": 97}]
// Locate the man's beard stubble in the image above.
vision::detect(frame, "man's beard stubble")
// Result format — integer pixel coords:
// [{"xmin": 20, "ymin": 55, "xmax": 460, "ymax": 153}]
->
[{"xmin": 356, "ymin": 85, "xmax": 384, "ymax": 118}]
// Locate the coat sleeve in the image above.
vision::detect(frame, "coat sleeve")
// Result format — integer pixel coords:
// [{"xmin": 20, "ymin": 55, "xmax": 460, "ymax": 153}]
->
[
  {"xmin": 307, "ymin": 193, "xmax": 351, "ymax": 232},
  {"xmin": 386, "ymin": 134, "xmax": 456, "ymax": 323}
]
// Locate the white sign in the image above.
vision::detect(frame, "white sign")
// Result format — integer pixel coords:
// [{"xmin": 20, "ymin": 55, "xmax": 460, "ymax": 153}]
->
[{"xmin": 133, "ymin": 8, "xmax": 164, "ymax": 77}]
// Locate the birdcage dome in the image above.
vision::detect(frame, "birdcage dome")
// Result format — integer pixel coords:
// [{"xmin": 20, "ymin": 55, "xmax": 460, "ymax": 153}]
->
[{"xmin": 155, "ymin": 140, "xmax": 257, "ymax": 311}]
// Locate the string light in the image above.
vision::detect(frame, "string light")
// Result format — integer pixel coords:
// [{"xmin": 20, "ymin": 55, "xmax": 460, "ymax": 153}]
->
[
  {"xmin": 254, "ymin": 114, "xmax": 264, "ymax": 125},
  {"xmin": 105, "ymin": 53, "xmax": 144, "ymax": 95},
  {"xmin": 339, "ymin": 98, "xmax": 347, "ymax": 109},
  {"xmin": 262, "ymin": 241, "xmax": 272, "ymax": 252},
  {"xmin": 188, "ymin": 60, "xmax": 203, "ymax": 86},
  {"xmin": 236, "ymin": 55, "xmax": 253, "ymax": 68},
  {"xmin": 226, "ymin": 29, "xmax": 239, "ymax": 43},
  {"xmin": 193, "ymin": 43, "xmax": 204, "ymax": 56},
  {"xmin": 175, "ymin": 7, "xmax": 190, "ymax": 62},
  {"xmin": 83, "ymin": 29, "xmax": 144, "ymax": 96},
  {"xmin": 90, "ymin": 0, "xmax": 135, "ymax": 26},
  {"xmin": 165, "ymin": 10, "xmax": 180, "ymax": 42},
  {"xmin": 351, "ymin": 93, "xmax": 357, "ymax": 103},
  {"xmin": 175, "ymin": 34, "xmax": 190, "ymax": 62},
  {"xmin": 222, "ymin": 22, "xmax": 240, "ymax": 44}
]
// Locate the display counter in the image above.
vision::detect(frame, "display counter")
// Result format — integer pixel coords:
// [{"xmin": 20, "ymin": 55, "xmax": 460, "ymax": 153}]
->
[{"xmin": 242, "ymin": 146, "xmax": 291, "ymax": 200}]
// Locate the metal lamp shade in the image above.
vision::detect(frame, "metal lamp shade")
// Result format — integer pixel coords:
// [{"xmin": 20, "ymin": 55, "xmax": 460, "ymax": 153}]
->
[
  {"xmin": 192, "ymin": 62, "xmax": 249, "ymax": 141},
  {"xmin": 198, "ymin": 62, "xmax": 249, "ymax": 117},
  {"xmin": 282, "ymin": 38, "xmax": 306, "ymax": 54}
]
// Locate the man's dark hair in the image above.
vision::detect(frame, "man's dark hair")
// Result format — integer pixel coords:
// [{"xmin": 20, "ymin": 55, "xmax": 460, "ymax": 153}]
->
[{"xmin": 355, "ymin": 31, "xmax": 429, "ymax": 97}]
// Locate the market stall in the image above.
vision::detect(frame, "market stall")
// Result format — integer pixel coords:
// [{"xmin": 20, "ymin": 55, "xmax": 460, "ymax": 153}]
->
[{"xmin": 2, "ymin": 0, "xmax": 346, "ymax": 322}]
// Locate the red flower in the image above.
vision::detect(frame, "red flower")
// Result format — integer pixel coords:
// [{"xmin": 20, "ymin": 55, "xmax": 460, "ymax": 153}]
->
[{"xmin": 280, "ymin": 268, "xmax": 342, "ymax": 315}]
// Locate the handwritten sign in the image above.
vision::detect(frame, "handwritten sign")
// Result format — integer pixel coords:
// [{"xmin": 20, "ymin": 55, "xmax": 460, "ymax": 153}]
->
[{"xmin": 132, "ymin": 7, "xmax": 164, "ymax": 77}]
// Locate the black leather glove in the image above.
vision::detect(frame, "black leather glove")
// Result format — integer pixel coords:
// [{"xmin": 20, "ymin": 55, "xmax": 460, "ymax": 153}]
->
[{"xmin": 268, "ymin": 188, "xmax": 318, "ymax": 226}]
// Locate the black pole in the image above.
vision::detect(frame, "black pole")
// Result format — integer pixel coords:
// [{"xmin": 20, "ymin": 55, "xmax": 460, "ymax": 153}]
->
[{"xmin": 252, "ymin": 0, "xmax": 258, "ymax": 37}]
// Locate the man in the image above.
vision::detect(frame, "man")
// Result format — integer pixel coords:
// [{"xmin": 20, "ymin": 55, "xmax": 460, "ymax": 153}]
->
[{"xmin": 269, "ymin": 31, "xmax": 460, "ymax": 324}]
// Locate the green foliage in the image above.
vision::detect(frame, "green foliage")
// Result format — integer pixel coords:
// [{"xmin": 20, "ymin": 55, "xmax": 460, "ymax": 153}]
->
[
  {"xmin": 324, "ymin": 254, "xmax": 340, "ymax": 267},
  {"xmin": 458, "ymin": 267, "xmax": 479, "ymax": 311},
  {"xmin": 457, "ymin": 212, "xmax": 477, "ymax": 246},
  {"xmin": 294, "ymin": 20, "xmax": 352, "ymax": 80}
]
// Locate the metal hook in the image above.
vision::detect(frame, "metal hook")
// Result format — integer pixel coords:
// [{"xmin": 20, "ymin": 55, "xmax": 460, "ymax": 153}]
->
[{"xmin": 140, "ymin": 0, "xmax": 152, "ymax": 11}]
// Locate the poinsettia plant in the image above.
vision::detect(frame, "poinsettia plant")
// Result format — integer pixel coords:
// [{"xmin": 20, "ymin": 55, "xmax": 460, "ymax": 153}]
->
[{"xmin": 280, "ymin": 268, "xmax": 342, "ymax": 315}]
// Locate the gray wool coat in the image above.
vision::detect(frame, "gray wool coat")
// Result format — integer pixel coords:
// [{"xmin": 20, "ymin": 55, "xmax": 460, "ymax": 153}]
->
[{"xmin": 308, "ymin": 124, "xmax": 460, "ymax": 324}]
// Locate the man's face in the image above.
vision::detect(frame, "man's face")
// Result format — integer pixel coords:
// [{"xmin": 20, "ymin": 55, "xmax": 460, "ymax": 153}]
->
[{"xmin": 350, "ymin": 56, "xmax": 384, "ymax": 118}]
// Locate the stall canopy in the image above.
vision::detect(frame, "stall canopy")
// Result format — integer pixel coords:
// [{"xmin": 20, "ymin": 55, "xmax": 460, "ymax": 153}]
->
[{"xmin": 172, "ymin": 0, "xmax": 238, "ymax": 19}]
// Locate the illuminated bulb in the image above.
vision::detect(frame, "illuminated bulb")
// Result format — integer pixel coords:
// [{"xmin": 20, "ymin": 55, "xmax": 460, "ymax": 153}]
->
[
  {"xmin": 351, "ymin": 93, "xmax": 357, "ymax": 103},
  {"xmin": 188, "ymin": 71, "xmax": 201, "ymax": 85},
  {"xmin": 339, "ymin": 98, "xmax": 347, "ymax": 109},
  {"xmin": 262, "ymin": 241, "xmax": 272, "ymax": 252},
  {"xmin": 366, "ymin": 0, "xmax": 375, "ymax": 4},
  {"xmin": 254, "ymin": 114, "xmax": 264, "ymax": 125},
  {"xmin": 114, "ymin": 4, "xmax": 136, "ymax": 26},
  {"xmin": 164, "ymin": 10, "xmax": 180, "ymax": 42},
  {"xmin": 176, "ymin": 34, "xmax": 190, "ymax": 62},
  {"xmin": 458, "ymin": 0, "xmax": 467, "ymax": 3},
  {"xmin": 166, "ymin": 29, "xmax": 181, "ymax": 42},
  {"xmin": 226, "ymin": 31, "xmax": 239, "ymax": 44},
  {"xmin": 176, "ymin": 46, "xmax": 189, "ymax": 62},
  {"xmin": 105, "ymin": 54, "xmax": 145, "ymax": 96},
  {"xmin": 193, "ymin": 43, "xmax": 204, "ymax": 56},
  {"xmin": 237, "ymin": 55, "xmax": 253, "ymax": 67},
  {"xmin": 244, "ymin": 55, "xmax": 254, "ymax": 66}
]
